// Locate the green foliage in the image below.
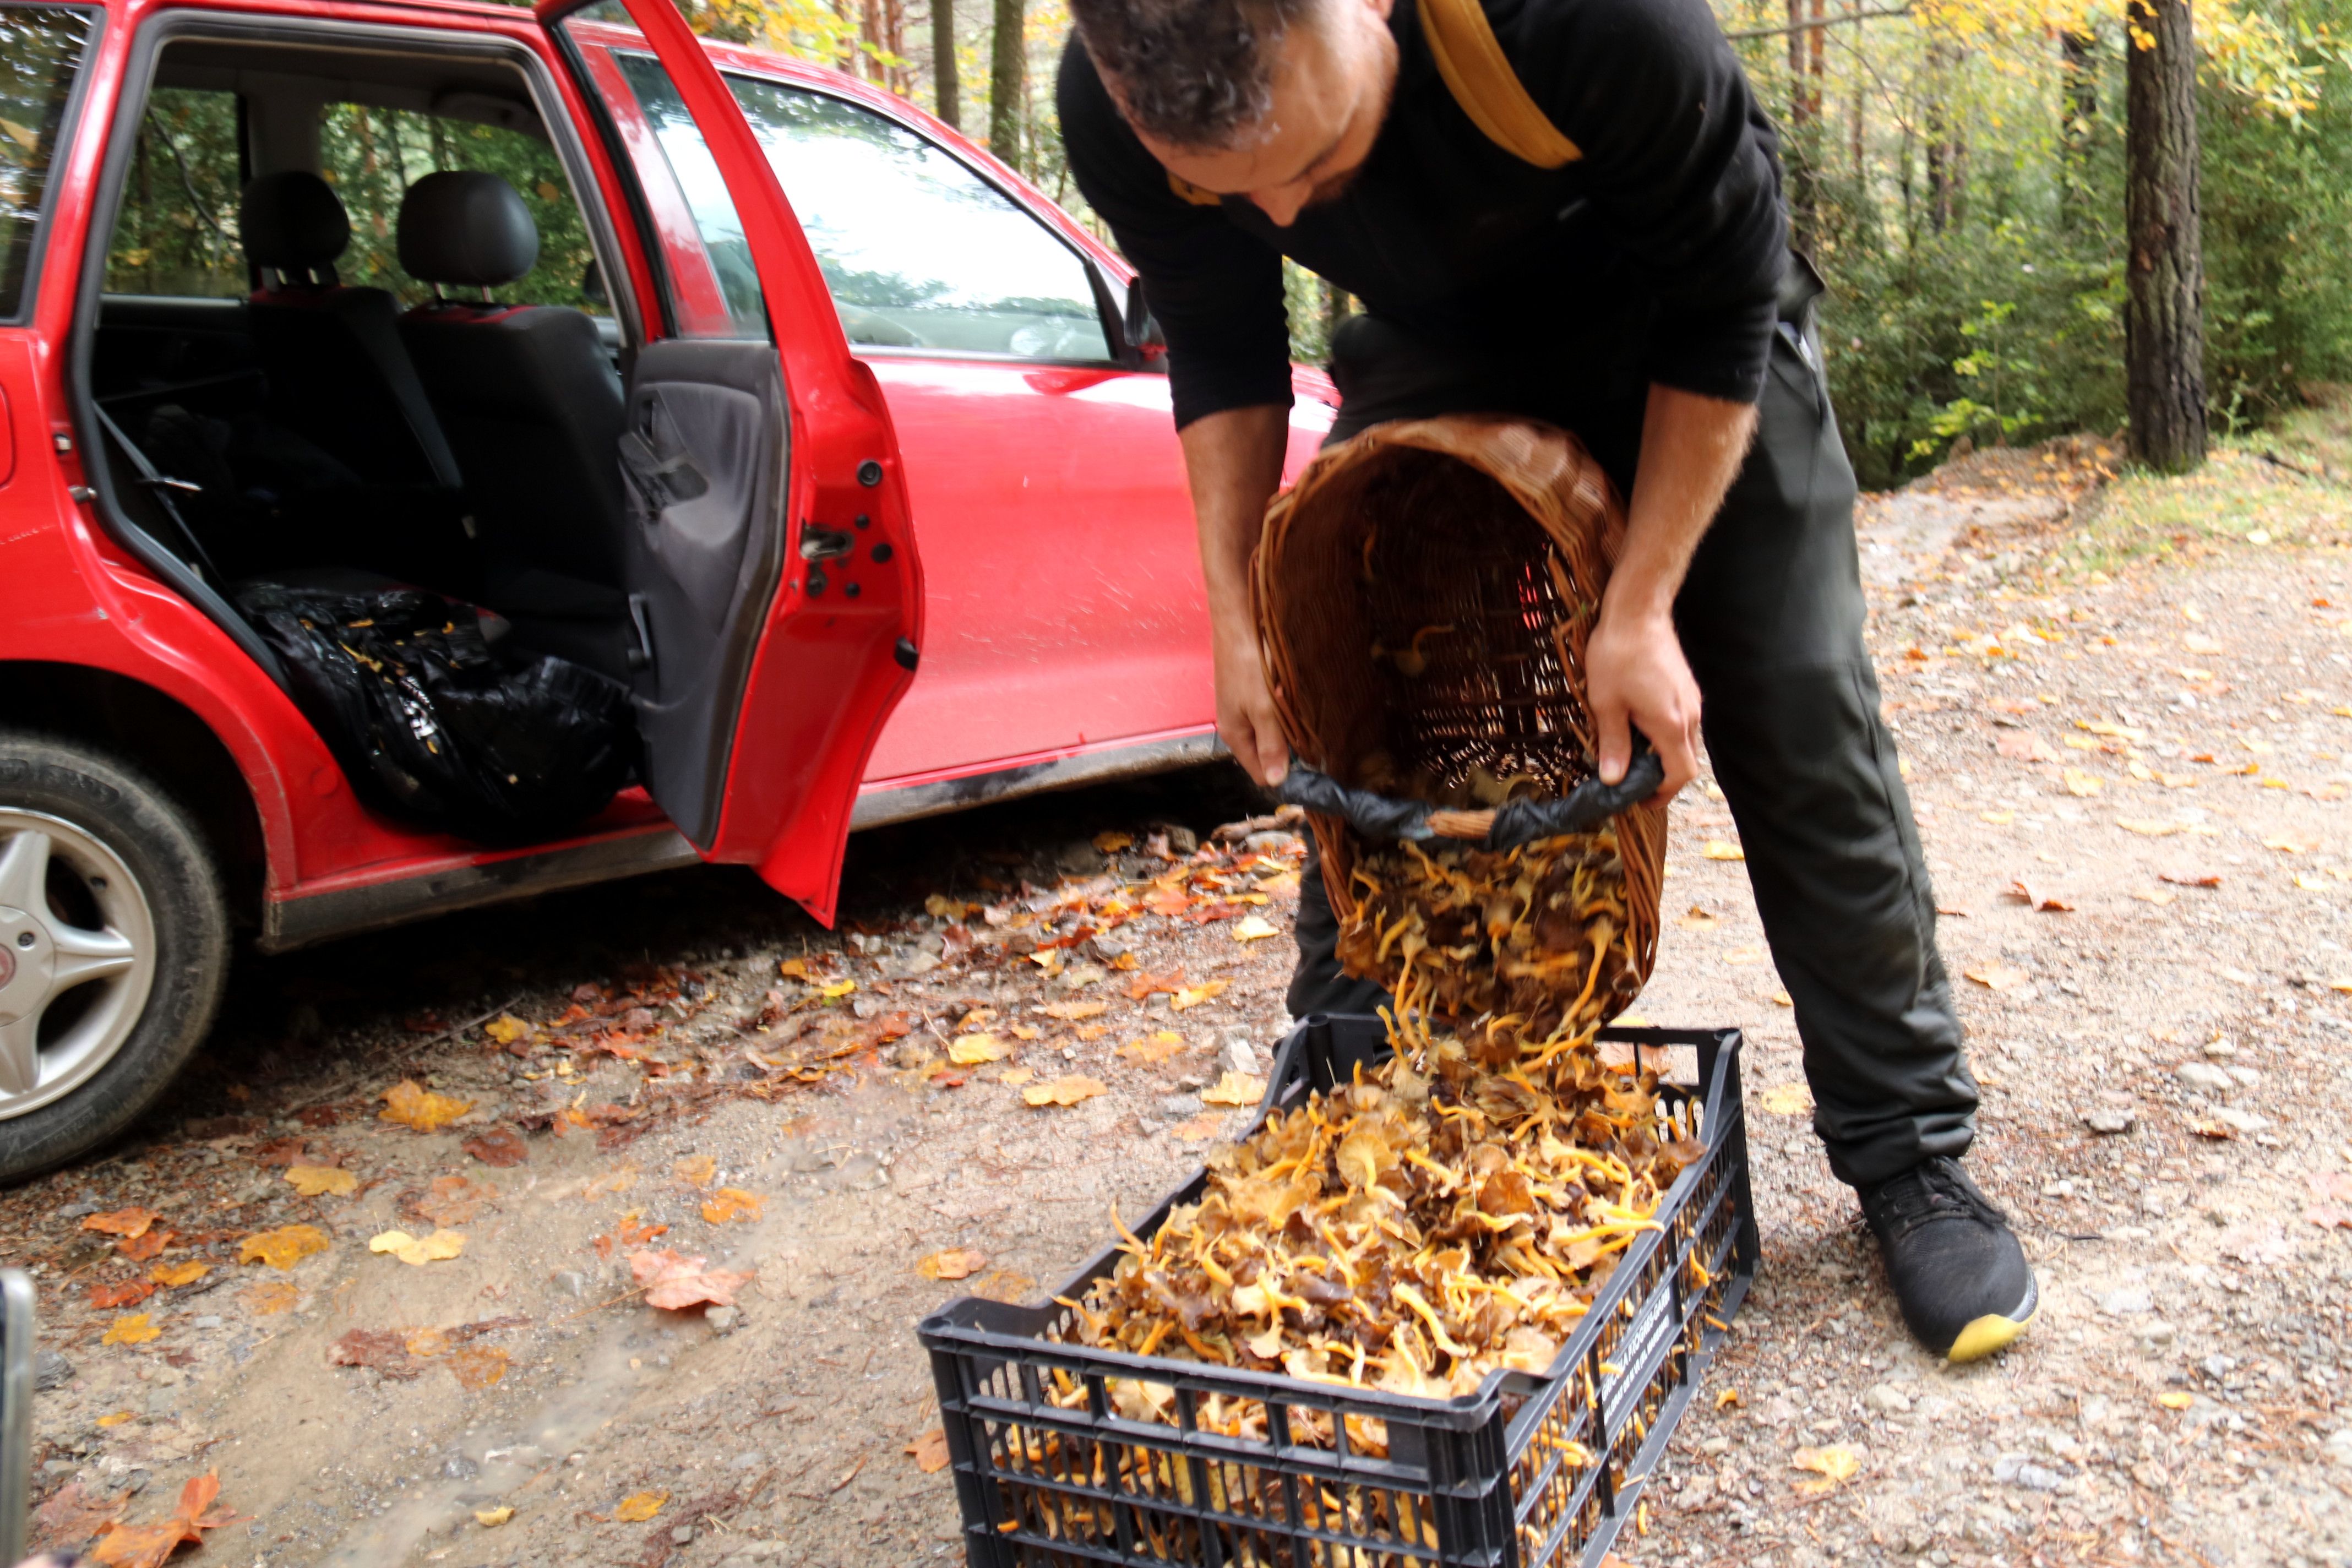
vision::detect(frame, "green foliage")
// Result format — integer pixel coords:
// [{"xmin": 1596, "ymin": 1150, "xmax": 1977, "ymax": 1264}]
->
[{"xmin": 106, "ymin": 88, "xmax": 243, "ymax": 297}]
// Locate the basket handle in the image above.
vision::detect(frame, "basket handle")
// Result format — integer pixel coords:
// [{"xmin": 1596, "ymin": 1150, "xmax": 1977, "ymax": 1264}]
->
[{"xmin": 1275, "ymin": 738, "xmax": 1664, "ymax": 852}]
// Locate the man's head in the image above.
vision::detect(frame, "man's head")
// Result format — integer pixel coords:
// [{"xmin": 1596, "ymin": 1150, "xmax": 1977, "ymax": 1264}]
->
[{"xmin": 1071, "ymin": 0, "xmax": 1399, "ymax": 226}]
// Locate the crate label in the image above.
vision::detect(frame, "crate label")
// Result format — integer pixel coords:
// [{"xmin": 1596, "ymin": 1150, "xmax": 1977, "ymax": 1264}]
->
[{"xmin": 1599, "ymin": 1280, "xmax": 1678, "ymax": 1439}]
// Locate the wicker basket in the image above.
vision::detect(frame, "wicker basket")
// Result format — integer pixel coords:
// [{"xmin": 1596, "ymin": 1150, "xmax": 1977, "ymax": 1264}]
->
[{"xmin": 1251, "ymin": 415, "xmax": 1669, "ymax": 1012}]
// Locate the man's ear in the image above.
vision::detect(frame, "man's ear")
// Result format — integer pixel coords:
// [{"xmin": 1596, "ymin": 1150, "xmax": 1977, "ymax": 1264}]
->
[{"xmin": 1358, "ymin": 0, "xmax": 1396, "ymax": 23}]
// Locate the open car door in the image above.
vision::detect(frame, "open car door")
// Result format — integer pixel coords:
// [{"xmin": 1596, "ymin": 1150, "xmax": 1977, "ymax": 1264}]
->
[{"xmin": 540, "ymin": 0, "xmax": 923, "ymax": 924}]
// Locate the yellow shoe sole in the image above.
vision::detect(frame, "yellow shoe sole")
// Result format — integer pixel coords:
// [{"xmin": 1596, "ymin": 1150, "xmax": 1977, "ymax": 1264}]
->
[{"xmin": 1946, "ymin": 1301, "xmax": 2037, "ymax": 1364}]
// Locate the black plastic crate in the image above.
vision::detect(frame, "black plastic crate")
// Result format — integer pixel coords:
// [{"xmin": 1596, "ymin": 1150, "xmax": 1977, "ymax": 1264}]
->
[{"xmin": 919, "ymin": 1014, "xmax": 1757, "ymax": 1568}]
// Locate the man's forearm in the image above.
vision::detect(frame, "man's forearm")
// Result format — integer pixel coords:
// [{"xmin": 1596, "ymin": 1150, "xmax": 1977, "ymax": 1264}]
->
[
  {"xmin": 1179, "ymin": 404, "xmax": 1293, "ymax": 624},
  {"xmin": 1609, "ymin": 384, "xmax": 1760, "ymax": 617}
]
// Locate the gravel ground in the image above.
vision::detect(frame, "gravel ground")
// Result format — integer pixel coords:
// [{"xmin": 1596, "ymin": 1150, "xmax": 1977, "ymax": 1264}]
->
[{"xmin": 8, "ymin": 441, "xmax": 2352, "ymax": 1568}]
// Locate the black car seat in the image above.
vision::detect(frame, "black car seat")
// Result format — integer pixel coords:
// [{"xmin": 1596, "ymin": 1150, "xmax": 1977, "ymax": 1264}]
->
[
  {"xmin": 395, "ymin": 171, "xmax": 634, "ymax": 680},
  {"xmin": 240, "ymin": 171, "xmax": 463, "ymax": 493}
]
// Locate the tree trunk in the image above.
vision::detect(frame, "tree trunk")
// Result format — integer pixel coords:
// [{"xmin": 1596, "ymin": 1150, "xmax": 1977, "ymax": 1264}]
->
[
  {"xmin": 989, "ymin": 0, "xmax": 1025, "ymax": 171},
  {"xmin": 2125, "ymin": 0, "xmax": 2206, "ymax": 471},
  {"xmin": 932, "ymin": 0, "xmax": 959, "ymax": 129}
]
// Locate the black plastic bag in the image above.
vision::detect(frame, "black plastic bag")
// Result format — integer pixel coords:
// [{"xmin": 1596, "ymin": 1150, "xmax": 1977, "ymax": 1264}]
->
[{"xmin": 236, "ymin": 583, "xmax": 638, "ymax": 843}]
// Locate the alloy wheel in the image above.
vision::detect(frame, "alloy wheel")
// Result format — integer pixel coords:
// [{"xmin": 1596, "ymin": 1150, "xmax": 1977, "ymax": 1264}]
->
[{"xmin": 0, "ymin": 808, "xmax": 156, "ymax": 1117}]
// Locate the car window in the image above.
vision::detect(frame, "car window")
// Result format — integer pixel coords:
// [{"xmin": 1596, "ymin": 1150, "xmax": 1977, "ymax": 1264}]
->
[
  {"xmin": 600, "ymin": 45, "xmax": 767, "ymax": 339},
  {"xmin": 0, "ymin": 5, "xmax": 96, "ymax": 318},
  {"xmin": 726, "ymin": 78, "xmax": 1110, "ymax": 362},
  {"xmin": 319, "ymin": 104, "xmax": 604, "ymax": 314},
  {"xmin": 105, "ymin": 86, "xmax": 242, "ymax": 298}
]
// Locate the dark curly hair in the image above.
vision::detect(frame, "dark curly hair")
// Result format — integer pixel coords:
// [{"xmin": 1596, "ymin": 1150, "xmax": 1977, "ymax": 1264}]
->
[{"xmin": 1070, "ymin": 0, "xmax": 1324, "ymax": 150}]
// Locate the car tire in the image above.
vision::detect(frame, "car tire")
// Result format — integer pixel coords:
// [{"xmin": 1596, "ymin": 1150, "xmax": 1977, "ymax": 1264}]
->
[{"xmin": 0, "ymin": 732, "xmax": 229, "ymax": 1182}]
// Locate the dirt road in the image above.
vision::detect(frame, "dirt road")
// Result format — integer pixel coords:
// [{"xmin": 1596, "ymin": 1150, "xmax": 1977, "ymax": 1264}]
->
[{"xmin": 10, "ymin": 432, "xmax": 2352, "ymax": 1568}]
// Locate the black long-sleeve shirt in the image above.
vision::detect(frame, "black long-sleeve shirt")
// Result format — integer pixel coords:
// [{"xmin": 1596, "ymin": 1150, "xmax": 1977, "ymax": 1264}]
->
[{"xmin": 1058, "ymin": 0, "xmax": 1789, "ymax": 428}]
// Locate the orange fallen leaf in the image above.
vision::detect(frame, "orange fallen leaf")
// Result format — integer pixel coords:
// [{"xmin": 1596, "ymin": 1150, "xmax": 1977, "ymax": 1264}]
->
[
  {"xmin": 614, "ymin": 1490, "xmax": 667, "ymax": 1523},
  {"xmin": 115, "ymin": 1229, "xmax": 172, "ymax": 1263},
  {"xmin": 629, "ymin": 1249, "xmax": 748, "ymax": 1311},
  {"xmin": 1040, "ymin": 1001, "xmax": 1109, "ymax": 1021},
  {"xmin": 2007, "ymin": 880, "xmax": 2076, "ymax": 912},
  {"xmin": 97, "ymin": 1411, "xmax": 136, "ymax": 1428},
  {"xmin": 244, "ymin": 1281, "xmax": 300, "ymax": 1315},
  {"xmin": 90, "ymin": 1471, "xmax": 233, "ymax": 1568},
  {"xmin": 461, "ymin": 1126, "xmax": 529, "ymax": 1167},
  {"xmin": 1117, "ymin": 1032, "xmax": 1188, "ymax": 1065},
  {"xmin": 1170, "ymin": 980, "xmax": 1228, "ymax": 1011},
  {"xmin": 379, "ymin": 1079, "xmax": 473, "ymax": 1133},
  {"xmin": 82, "ymin": 1208, "xmax": 159, "ymax": 1239},
  {"xmin": 100, "ymin": 1314, "xmax": 159, "ymax": 1347},
  {"xmin": 285, "ymin": 1164, "xmax": 357, "ymax": 1197},
  {"xmin": 1021, "ymin": 1075, "xmax": 1107, "ymax": 1108},
  {"xmin": 1963, "ymin": 965, "xmax": 2029, "ymax": 992},
  {"xmin": 448, "ymin": 1345, "xmax": 509, "ymax": 1390},
  {"xmin": 905, "ymin": 1428, "xmax": 951, "ymax": 1472},
  {"xmin": 1125, "ymin": 970, "xmax": 1184, "ymax": 1000},
  {"xmin": 948, "ymin": 1033, "xmax": 1009, "ymax": 1065},
  {"xmin": 917, "ymin": 1246, "xmax": 987, "ymax": 1281},
  {"xmin": 1201, "ymin": 1070, "xmax": 1265, "ymax": 1108},
  {"xmin": 149, "ymin": 1260, "xmax": 208, "ymax": 1288},
  {"xmin": 238, "ymin": 1224, "xmax": 329, "ymax": 1270},
  {"xmin": 672, "ymin": 1155, "xmax": 717, "ymax": 1188},
  {"xmin": 701, "ymin": 1188, "xmax": 764, "ymax": 1224},
  {"xmin": 1170, "ymin": 1114, "xmax": 1228, "ymax": 1141},
  {"xmin": 413, "ymin": 1174, "xmax": 490, "ymax": 1226},
  {"xmin": 997, "ymin": 1066, "xmax": 1035, "ymax": 1086},
  {"xmin": 88, "ymin": 1280, "xmax": 153, "ymax": 1310}
]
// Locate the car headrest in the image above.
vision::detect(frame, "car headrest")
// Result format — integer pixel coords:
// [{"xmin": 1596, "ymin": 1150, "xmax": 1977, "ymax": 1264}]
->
[
  {"xmin": 239, "ymin": 171, "xmax": 350, "ymax": 274},
  {"xmin": 398, "ymin": 171, "xmax": 539, "ymax": 289}
]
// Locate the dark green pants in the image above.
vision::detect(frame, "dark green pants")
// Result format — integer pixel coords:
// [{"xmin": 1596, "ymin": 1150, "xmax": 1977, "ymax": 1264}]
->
[{"xmin": 1283, "ymin": 301, "xmax": 1978, "ymax": 1190}]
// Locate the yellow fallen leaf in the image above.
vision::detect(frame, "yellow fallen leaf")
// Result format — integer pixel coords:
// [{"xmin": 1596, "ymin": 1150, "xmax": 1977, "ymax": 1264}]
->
[
  {"xmin": 918, "ymin": 1246, "xmax": 987, "ymax": 1281},
  {"xmin": 1170, "ymin": 1114, "xmax": 1228, "ymax": 1141},
  {"xmin": 1792, "ymin": 1445, "xmax": 1860, "ymax": 1495},
  {"xmin": 483, "ymin": 1014, "xmax": 529, "ymax": 1046},
  {"xmin": 948, "ymin": 1033, "xmax": 1009, "ymax": 1065},
  {"xmin": 2077, "ymin": 718, "xmax": 2147, "ymax": 741},
  {"xmin": 1980, "ymin": 809, "xmax": 2015, "ymax": 825},
  {"xmin": 2131, "ymin": 888, "xmax": 2176, "ymax": 906},
  {"xmin": 1022, "ymin": 1075, "xmax": 1107, "ymax": 1108},
  {"xmin": 1964, "ymin": 964, "xmax": 2028, "ymax": 992},
  {"xmin": 149, "ymin": 1260, "xmax": 208, "ymax": 1287},
  {"xmin": 245, "ymin": 1281, "xmax": 300, "ymax": 1314},
  {"xmin": 379, "ymin": 1079, "xmax": 474, "ymax": 1133},
  {"xmin": 818, "ymin": 978, "xmax": 857, "ymax": 1000},
  {"xmin": 615, "ymin": 1491, "xmax": 667, "ymax": 1523},
  {"xmin": 1757, "ymin": 1084, "xmax": 1813, "ymax": 1116},
  {"xmin": 368, "ymin": 1228, "xmax": 466, "ymax": 1266},
  {"xmin": 2156, "ymin": 1391, "xmax": 2195, "ymax": 1410},
  {"xmin": 2297, "ymin": 872, "xmax": 2328, "ymax": 891},
  {"xmin": 1714, "ymin": 1388, "xmax": 1743, "ymax": 1410},
  {"xmin": 284, "ymin": 1164, "xmax": 357, "ymax": 1197},
  {"xmin": 1041, "ymin": 1001, "xmax": 1108, "ymax": 1021},
  {"xmin": 1117, "ymin": 1031, "xmax": 1188, "ymax": 1065},
  {"xmin": 778, "ymin": 957, "xmax": 814, "ymax": 979},
  {"xmin": 1201, "ymin": 1070, "xmax": 1265, "ymax": 1107},
  {"xmin": 701, "ymin": 1188, "xmax": 764, "ymax": 1224},
  {"xmin": 999, "ymin": 1066, "xmax": 1035, "ymax": 1086},
  {"xmin": 101, "ymin": 1313, "xmax": 159, "ymax": 1347},
  {"xmin": 2263, "ymin": 835, "xmax": 2312, "ymax": 853},
  {"xmin": 238, "ymin": 1224, "xmax": 330, "ymax": 1270},
  {"xmin": 1092, "ymin": 830, "xmax": 1134, "ymax": 852},
  {"xmin": 673, "ymin": 1155, "xmax": 717, "ymax": 1188},
  {"xmin": 475, "ymin": 1506, "xmax": 515, "ymax": 1527},
  {"xmin": 1232, "ymin": 914, "xmax": 1281, "ymax": 941},
  {"xmin": 1009, "ymin": 1023, "xmax": 1043, "ymax": 1040},
  {"xmin": 97, "ymin": 1411, "xmax": 135, "ymax": 1427},
  {"xmin": 1674, "ymin": 906, "xmax": 1720, "ymax": 930},
  {"xmin": 1768, "ymin": 989, "xmax": 1793, "ymax": 1007},
  {"xmin": 2118, "ymin": 818, "xmax": 2181, "ymax": 836},
  {"xmin": 1170, "ymin": 980, "xmax": 1228, "ymax": 1011},
  {"xmin": 449, "ymin": 1345, "xmax": 509, "ymax": 1390},
  {"xmin": 1701, "ymin": 840, "xmax": 1745, "ymax": 861},
  {"xmin": 2062, "ymin": 768, "xmax": 2104, "ymax": 797}
]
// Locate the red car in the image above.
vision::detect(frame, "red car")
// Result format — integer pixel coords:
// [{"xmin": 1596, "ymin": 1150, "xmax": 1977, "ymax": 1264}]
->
[{"xmin": 0, "ymin": 0, "xmax": 1334, "ymax": 1178}]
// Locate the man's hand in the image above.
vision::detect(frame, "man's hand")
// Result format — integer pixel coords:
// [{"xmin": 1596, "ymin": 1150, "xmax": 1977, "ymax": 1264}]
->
[
  {"xmin": 1586, "ymin": 602, "xmax": 1701, "ymax": 801},
  {"xmin": 1215, "ymin": 618, "xmax": 1291, "ymax": 785}
]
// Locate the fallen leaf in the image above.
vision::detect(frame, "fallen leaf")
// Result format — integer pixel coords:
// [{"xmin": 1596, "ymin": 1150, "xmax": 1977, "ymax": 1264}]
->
[
  {"xmin": 461, "ymin": 1127, "xmax": 529, "ymax": 1167},
  {"xmin": 2160, "ymin": 868, "xmax": 2222, "ymax": 888},
  {"xmin": 1995, "ymin": 732, "xmax": 2057, "ymax": 762},
  {"xmin": 629, "ymin": 1249, "xmax": 748, "ymax": 1310},
  {"xmin": 1979, "ymin": 809, "xmax": 2015, "ymax": 825},
  {"xmin": 1964, "ymin": 964, "xmax": 2028, "ymax": 992},
  {"xmin": 1170, "ymin": 1114, "xmax": 1228, "ymax": 1141},
  {"xmin": 1201, "ymin": 1070, "xmax": 1265, "ymax": 1107},
  {"xmin": 905, "ymin": 1428, "xmax": 951, "ymax": 1473},
  {"xmin": 1232, "ymin": 914, "xmax": 1281, "ymax": 941},
  {"xmin": 2155, "ymin": 1391, "xmax": 2196, "ymax": 1410},
  {"xmin": 1757, "ymin": 1084, "xmax": 1814, "ymax": 1116},
  {"xmin": 1701, "ymin": 840, "xmax": 1745, "ymax": 861},
  {"xmin": 2007, "ymin": 880, "xmax": 2075, "ymax": 912},
  {"xmin": 818, "ymin": 978, "xmax": 857, "ymax": 1000},
  {"xmin": 701, "ymin": 1188, "xmax": 764, "ymax": 1224},
  {"xmin": 998, "ymin": 1066, "xmax": 1035, "ymax": 1086},
  {"xmin": 614, "ymin": 1490, "xmax": 668, "ymax": 1523},
  {"xmin": 2062, "ymin": 768, "xmax": 2104, "ymax": 797},
  {"xmin": 778, "ymin": 957, "xmax": 815, "ymax": 980},
  {"xmin": 2132, "ymin": 888, "xmax": 2176, "ymax": 906},
  {"xmin": 88, "ymin": 1280, "xmax": 153, "ymax": 1309},
  {"xmin": 948, "ymin": 1033, "xmax": 1009, "ymax": 1065},
  {"xmin": 1674, "ymin": 906, "xmax": 1720, "ymax": 930},
  {"xmin": 1022, "ymin": 1075, "xmax": 1108, "ymax": 1108},
  {"xmin": 238, "ymin": 1224, "xmax": 330, "ymax": 1270},
  {"xmin": 116, "ymin": 1229, "xmax": 171, "ymax": 1263},
  {"xmin": 967, "ymin": 1267, "xmax": 1033, "ymax": 1302},
  {"xmin": 1091, "ymin": 830, "xmax": 1134, "ymax": 852},
  {"xmin": 1125, "ymin": 969, "xmax": 1184, "ymax": 1000},
  {"xmin": 413, "ymin": 1174, "xmax": 491, "ymax": 1226},
  {"xmin": 101, "ymin": 1313, "xmax": 159, "ymax": 1347},
  {"xmin": 1117, "ymin": 1031, "xmax": 1189, "ymax": 1065},
  {"xmin": 918, "ymin": 1246, "xmax": 987, "ymax": 1281},
  {"xmin": 1792, "ymin": 1445, "xmax": 1860, "ymax": 1496},
  {"xmin": 328, "ymin": 1329, "xmax": 422, "ymax": 1380},
  {"xmin": 1040, "ymin": 1000, "xmax": 1108, "ymax": 1021},
  {"xmin": 90, "ymin": 1471, "xmax": 232, "ymax": 1568},
  {"xmin": 483, "ymin": 1014, "xmax": 530, "ymax": 1046},
  {"xmin": 34, "ymin": 1480, "xmax": 125, "ymax": 1547},
  {"xmin": 97, "ymin": 1411, "xmax": 135, "ymax": 1427},
  {"xmin": 2263, "ymin": 834, "xmax": 2314, "ymax": 853},
  {"xmin": 1170, "ymin": 980, "xmax": 1228, "ymax": 1010},
  {"xmin": 379, "ymin": 1079, "xmax": 474, "ymax": 1133},
  {"xmin": 672, "ymin": 1155, "xmax": 717, "ymax": 1188},
  {"xmin": 149, "ymin": 1260, "xmax": 208, "ymax": 1287},
  {"xmin": 368, "ymin": 1228, "xmax": 466, "ymax": 1266},
  {"xmin": 475, "ymin": 1506, "xmax": 515, "ymax": 1527},
  {"xmin": 285, "ymin": 1164, "xmax": 357, "ymax": 1197},
  {"xmin": 81, "ymin": 1207, "xmax": 159, "ymax": 1239},
  {"xmin": 245, "ymin": 1281, "xmax": 300, "ymax": 1315},
  {"xmin": 448, "ymin": 1345, "xmax": 509, "ymax": 1390},
  {"xmin": 1768, "ymin": 988, "xmax": 1794, "ymax": 1006}
]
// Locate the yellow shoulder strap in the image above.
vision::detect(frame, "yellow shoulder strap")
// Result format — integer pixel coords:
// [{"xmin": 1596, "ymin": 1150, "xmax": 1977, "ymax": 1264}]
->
[
  {"xmin": 1168, "ymin": 171, "xmax": 1225, "ymax": 206},
  {"xmin": 1415, "ymin": 0, "xmax": 1581, "ymax": 168}
]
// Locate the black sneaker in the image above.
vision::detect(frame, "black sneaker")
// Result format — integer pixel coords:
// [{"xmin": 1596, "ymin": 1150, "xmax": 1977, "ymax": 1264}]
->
[{"xmin": 1860, "ymin": 1156, "xmax": 2039, "ymax": 1362}]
